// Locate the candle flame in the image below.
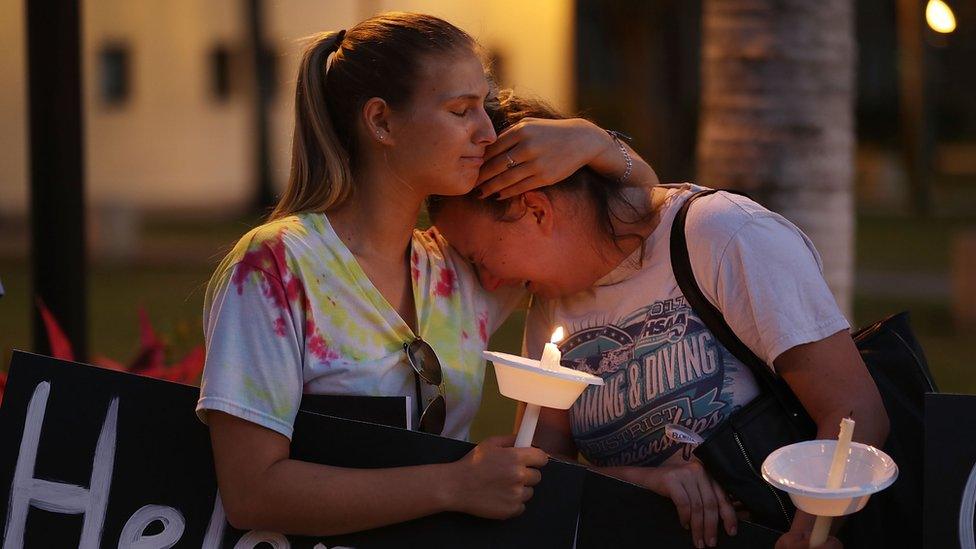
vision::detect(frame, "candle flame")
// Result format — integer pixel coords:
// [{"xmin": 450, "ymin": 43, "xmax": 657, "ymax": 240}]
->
[
  {"xmin": 550, "ymin": 326, "xmax": 565, "ymax": 344},
  {"xmin": 926, "ymin": 0, "xmax": 956, "ymax": 34}
]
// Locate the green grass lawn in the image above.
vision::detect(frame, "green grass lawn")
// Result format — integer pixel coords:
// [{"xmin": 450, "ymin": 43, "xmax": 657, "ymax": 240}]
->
[
  {"xmin": 2, "ymin": 211, "xmax": 974, "ymax": 441},
  {"xmin": 855, "ymin": 212, "xmax": 976, "ymax": 394},
  {"xmin": 856, "ymin": 213, "xmax": 974, "ymax": 272},
  {"xmin": 0, "ymin": 259, "xmax": 216, "ymax": 369}
]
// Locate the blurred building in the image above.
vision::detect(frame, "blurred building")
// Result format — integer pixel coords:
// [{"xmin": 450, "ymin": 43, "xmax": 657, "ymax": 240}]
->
[
  {"xmin": 2, "ymin": 0, "xmax": 974, "ymax": 220},
  {"xmin": 0, "ymin": 0, "xmax": 574, "ymax": 217}
]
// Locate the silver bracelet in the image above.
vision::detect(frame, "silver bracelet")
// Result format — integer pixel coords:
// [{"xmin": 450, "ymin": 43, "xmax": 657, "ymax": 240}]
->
[{"xmin": 606, "ymin": 129, "xmax": 633, "ymax": 184}]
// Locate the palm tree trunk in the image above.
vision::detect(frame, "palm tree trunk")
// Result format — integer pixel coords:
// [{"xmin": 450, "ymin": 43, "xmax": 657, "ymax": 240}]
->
[{"xmin": 697, "ymin": 0, "xmax": 856, "ymax": 315}]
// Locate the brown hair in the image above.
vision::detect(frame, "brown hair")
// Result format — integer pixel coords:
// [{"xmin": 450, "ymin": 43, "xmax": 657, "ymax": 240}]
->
[
  {"xmin": 270, "ymin": 13, "xmax": 477, "ymax": 220},
  {"xmin": 428, "ymin": 90, "xmax": 654, "ymax": 258}
]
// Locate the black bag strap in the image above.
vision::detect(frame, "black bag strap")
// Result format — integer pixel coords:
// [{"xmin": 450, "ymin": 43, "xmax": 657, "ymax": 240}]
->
[{"xmin": 669, "ymin": 189, "xmax": 805, "ymax": 416}]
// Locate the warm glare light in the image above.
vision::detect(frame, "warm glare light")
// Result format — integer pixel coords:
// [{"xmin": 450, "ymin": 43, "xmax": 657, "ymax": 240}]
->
[
  {"xmin": 927, "ymin": 0, "xmax": 957, "ymax": 34},
  {"xmin": 550, "ymin": 326, "xmax": 565, "ymax": 344}
]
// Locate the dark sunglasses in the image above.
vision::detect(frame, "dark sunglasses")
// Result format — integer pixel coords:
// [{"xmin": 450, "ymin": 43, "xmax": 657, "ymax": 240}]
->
[{"xmin": 404, "ymin": 337, "xmax": 446, "ymax": 435}]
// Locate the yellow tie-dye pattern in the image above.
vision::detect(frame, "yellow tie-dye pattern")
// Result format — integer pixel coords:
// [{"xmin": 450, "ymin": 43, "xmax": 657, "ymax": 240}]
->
[{"xmin": 243, "ymin": 374, "xmax": 295, "ymax": 420}]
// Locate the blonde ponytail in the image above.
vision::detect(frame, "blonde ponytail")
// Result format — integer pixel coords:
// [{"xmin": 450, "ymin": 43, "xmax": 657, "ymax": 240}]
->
[{"xmin": 270, "ymin": 30, "xmax": 353, "ymax": 219}]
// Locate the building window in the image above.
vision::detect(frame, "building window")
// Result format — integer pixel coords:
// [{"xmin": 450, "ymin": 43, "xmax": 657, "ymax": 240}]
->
[
  {"xmin": 210, "ymin": 46, "xmax": 232, "ymax": 102},
  {"xmin": 99, "ymin": 44, "xmax": 130, "ymax": 106}
]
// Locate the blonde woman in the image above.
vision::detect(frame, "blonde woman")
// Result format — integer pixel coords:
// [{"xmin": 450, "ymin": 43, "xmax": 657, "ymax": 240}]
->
[{"xmin": 197, "ymin": 13, "xmax": 654, "ymax": 536}]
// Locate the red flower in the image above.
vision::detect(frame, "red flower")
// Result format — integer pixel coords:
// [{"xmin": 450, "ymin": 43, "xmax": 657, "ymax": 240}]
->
[
  {"xmin": 128, "ymin": 308, "xmax": 166, "ymax": 373},
  {"xmin": 36, "ymin": 303, "xmax": 206, "ymax": 385},
  {"xmin": 37, "ymin": 298, "xmax": 75, "ymax": 361}
]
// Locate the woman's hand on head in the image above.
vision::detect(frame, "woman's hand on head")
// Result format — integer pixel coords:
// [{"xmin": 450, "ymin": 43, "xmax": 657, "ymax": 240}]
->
[
  {"xmin": 476, "ymin": 117, "xmax": 611, "ymax": 200},
  {"xmin": 444, "ymin": 435, "xmax": 549, "ymax": 520},
  {"xmin": 633, "ymin": 459, "xmax": 738, "ymax": 548}
]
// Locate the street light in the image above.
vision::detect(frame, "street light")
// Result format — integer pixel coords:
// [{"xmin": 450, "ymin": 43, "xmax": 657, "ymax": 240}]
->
[{"xmin": 926, "ymin": 0, "xmax": 957, "ymax": 34}]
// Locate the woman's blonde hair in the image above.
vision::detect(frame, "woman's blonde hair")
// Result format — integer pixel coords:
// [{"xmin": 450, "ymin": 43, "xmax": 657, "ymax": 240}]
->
[{"xmin": 270, "ymin": 13, "xmax": 476, "ymax": 220}]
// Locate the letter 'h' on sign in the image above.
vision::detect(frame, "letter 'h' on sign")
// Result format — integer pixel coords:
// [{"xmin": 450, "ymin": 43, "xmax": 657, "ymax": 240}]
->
[{"xmin": 2, "ymin": 382, "xmax": 119, "ymax": 549}]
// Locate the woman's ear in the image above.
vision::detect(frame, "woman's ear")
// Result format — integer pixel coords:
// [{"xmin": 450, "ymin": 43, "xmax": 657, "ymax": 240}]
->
[
  {"xmin": 521, "ymin": 191, "xmax": 554, "ymax": 236},
  {"xmin": 362, "ymin": 97, "xmax": 394, "ymax": 145}
]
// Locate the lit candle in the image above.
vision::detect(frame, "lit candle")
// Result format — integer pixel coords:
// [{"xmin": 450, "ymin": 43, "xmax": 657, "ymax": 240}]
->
[
  {"xmin": 540, "ymin": 327, "xmax": 564, "ymax": 370},
  {"xmin": 514, "ymin": 327, "xmax": 566, "ymax": 448},
  {"xmin": 810, "ymin": 417, "xmax": 856, "ymax": 547}
]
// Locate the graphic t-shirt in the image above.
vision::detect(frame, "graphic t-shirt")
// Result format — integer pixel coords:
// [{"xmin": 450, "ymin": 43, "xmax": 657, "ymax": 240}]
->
[
  {"xmin": 524, "ymin": 184, "xmax": 849, "ymax": 467},
  {"xmin": 197, "ymin": 213, "xmax": 522, "ymax": 441}
]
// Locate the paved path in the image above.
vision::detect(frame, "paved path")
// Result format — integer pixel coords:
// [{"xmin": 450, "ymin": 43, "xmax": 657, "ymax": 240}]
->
[{"xmin": 856, "ymin": 270, "xmax": 951, "ymax": 300}]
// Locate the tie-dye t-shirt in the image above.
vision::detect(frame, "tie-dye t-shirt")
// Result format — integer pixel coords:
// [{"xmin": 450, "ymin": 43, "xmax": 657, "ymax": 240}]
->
[
  {"xmin": 524, "ymin": 184, "xmax": 849, "ymax": 467},
  {"xmin": 197, "ymin": 213, "xmax": 522, "ymax": 441}
]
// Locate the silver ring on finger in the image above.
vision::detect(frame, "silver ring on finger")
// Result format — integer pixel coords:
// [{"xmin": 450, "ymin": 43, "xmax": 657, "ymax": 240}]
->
[{"xmin": 505, "ymin": 152, "xmax": 517, "ymax": 169}]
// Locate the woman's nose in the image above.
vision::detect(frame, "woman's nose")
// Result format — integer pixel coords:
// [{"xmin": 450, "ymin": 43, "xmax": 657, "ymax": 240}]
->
[{"xmin": 474, "ymin": 107, "xmax": 497, "ymax": 145}]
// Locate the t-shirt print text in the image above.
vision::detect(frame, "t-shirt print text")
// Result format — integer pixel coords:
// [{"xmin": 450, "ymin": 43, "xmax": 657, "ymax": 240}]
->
[{"xmin": 560, "ymin": 297, "xmax": 751, "ymax": 467}]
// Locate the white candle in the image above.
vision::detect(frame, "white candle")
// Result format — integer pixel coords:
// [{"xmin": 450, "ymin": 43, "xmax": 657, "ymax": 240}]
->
[
  {"xmin": 540, "ymin": 327, "xmax": 564, "ymax": 370},
  {"xmin": 810, "ymin": 417, "xmax": 856, "ymax": 548},
  {"xmin": 826, "ymin": 417, "xmax": 855, "ymax": 489},
  {"xmin": 515, "ymin": 404, "xmax": 541, "ymax": 448}
]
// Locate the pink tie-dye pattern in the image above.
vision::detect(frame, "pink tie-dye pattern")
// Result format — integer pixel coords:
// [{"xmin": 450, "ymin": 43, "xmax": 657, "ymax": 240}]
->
[
  {"xmin": 304, "ymin": 295, "xmax": 341, "ymax": 364},
  {"xmin": 273, "ymin": 317, "xmax": 288, "ymax": 337},
  {"xmin": 434, "ymin": 267, "xmax": 456, "ymax": 297},
  {"xmin": 231, "ymin": 233, "xmax": 306, "ymax": 339},
  {"xmin": 478, "ymin": 312, "xmax": 488, "ymax": 343},
  {"xmin": 411, "ymin": 250, "xmax": 421, "ymax": 282}
]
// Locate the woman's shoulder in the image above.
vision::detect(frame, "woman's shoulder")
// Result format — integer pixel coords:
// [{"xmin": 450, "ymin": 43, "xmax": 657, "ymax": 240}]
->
[
  {"xmin": 413, "ymin": 226, "xmax": 478, "ymax": 285},
  {"xmin": 413, "ymin": 225, "xmax": 450, "ymax": 258},
  {"xmin": 668, "ymin": 184, "xmax": 794, "ymax": 246},
  {"xmin": 213, "ymin": 215, "xmax": 318, "ymax": 282},
  {"xmin": 228, "ymin": 214, "xmax": 316, "ymax": 261},
  {"xmin": 414, "ymin": 226, "xmax": 474, "ymax": 269}
]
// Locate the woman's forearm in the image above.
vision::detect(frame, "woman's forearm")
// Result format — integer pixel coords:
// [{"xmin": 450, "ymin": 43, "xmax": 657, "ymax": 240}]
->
[
  {"xmin": 812, "ymin": 402, "xmax": 889, "ymax": 448},
  {"xmin": 226, "ymin": 458, "xmax": 460, "ymax": 536}
]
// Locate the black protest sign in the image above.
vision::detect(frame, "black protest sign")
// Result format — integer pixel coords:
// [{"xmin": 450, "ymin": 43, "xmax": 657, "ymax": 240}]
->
[
  {"xmin": 925, "ymin": 393, "xmax": 976, "ymax": 549},
  {"xmin": 1, "ymin": 351, "xmax": 784, "ymax": 548},
  {"xmin": 297, "ymin": 393, "xmax": 410, "ymax": 429},
  {"xmin": 577, "ymin": 469, "xmax": 781, "ymax": 548},
  {"xmin": 0, "ymin": 352, "xmax": 585, "ymax": 548},
  {"xmin": 0, "ymin": 352, "xmax": 222, "ymax": 548},
  {"xmin": 283, "ymin": 414, "xmax": 584, "ymax": 548}
]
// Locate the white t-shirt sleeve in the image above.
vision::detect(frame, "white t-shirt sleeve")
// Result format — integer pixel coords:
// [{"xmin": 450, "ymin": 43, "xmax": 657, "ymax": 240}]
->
[
  {"xmin": 687, "ymin": 197, "xmax": 850, "ymax": 366},
  {"xmin": 197, "ymin": 262, "xmax": 305, "ymax": 440}
]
